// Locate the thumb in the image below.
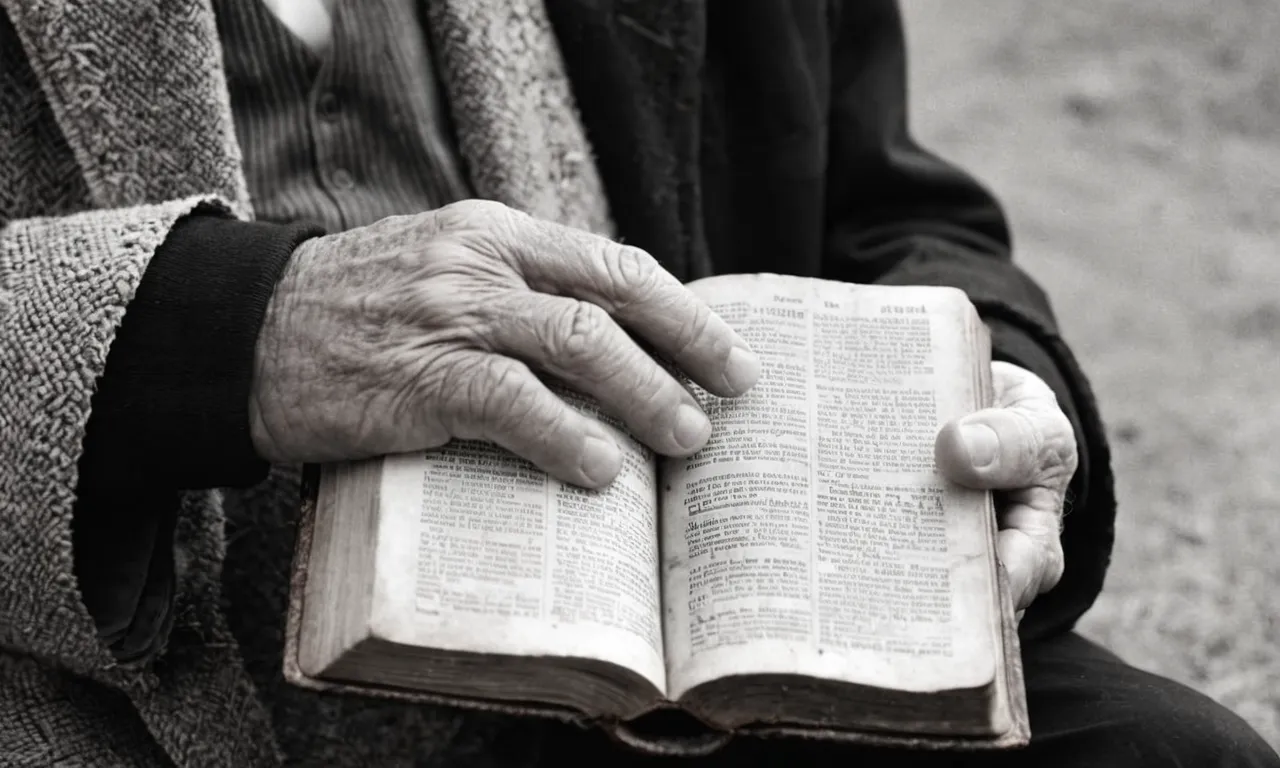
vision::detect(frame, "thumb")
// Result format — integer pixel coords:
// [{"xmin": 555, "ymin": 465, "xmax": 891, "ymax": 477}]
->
[{"xmin": 935, "ymin": 401, "xmax": 1076, "ymax": 493}]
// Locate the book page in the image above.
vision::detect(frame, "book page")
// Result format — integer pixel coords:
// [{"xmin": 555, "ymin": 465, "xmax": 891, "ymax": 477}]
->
[
  {"xmin": 661, "ymin": 274, "xmax": 998, "ymax": 700},
  {"xmin": 369, "ymin": 387, "xmax": 667, "ymax": 694}
]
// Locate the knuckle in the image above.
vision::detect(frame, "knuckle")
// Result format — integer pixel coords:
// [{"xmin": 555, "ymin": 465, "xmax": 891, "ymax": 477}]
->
[
  {"xmin": 476, "ymin": 358, "xmax": 537, "ymax": 424},
  {"xmin": 601, "ymin": 242, "xmax": 661, "ymax": 297},
  {"xmin": 1050, "ymin": 411, "xmax": 1079, "ymax": 470},
  {"xmin": 673, "ymin": 301, "xmax": 712, "ymax": 359},
  {"xmin": 547, "ymin": 301, "xmax": 613, "ymax": 372},
  {"xmin": 611, "ymin": 357, "xmax": 674, "ymax": 420},
  {"xmin": 1010, "ymin": 405, "xmax": 1078, "ymax": 487},
  {"xmin": 434, "ymin": 356, "xmax": 486, "ymax": 437},
  {"xmin": 430, "ymin": 200, "xmax": 525, "ymax": 242},
  {"xmin": 1008, "ymin": 408, "xmax": 1046, "ymax": 472},
  {"xmin": 1040, "ymin": 542, "xmax": 1066, "ymax": 592},
  {"xmin": 1038, "ymin": 410, "xmax": 1079, "ymax": 485},
  {"xmin": 632, "ymin": 362, "xmax": 673, "ymax": 409},
  {"xmin": 443, "ymin": 355, "xmax": 534, "ymax": 432}
]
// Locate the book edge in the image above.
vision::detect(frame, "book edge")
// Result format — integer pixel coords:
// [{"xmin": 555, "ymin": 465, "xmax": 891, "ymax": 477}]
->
[
  {"xmin": 722, "ymin": 565, "xmax": 1028, "ymax": 751},
  {"xmin": 282, "ymin": 464, "xmax": 588, "ymax": 724},
  {"xmin": 284, "ymin": 481, "xmax": 1027, "ymax": 754}
]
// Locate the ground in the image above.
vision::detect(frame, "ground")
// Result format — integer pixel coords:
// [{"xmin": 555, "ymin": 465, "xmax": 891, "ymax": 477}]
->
[{"xmin": 903, "ymin": 0, "xmax": 1280, "ymax": 749}]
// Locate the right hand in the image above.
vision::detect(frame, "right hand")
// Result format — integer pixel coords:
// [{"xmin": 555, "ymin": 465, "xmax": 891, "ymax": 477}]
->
[{"xmin": 248, "ymin": 200, "xmax": 761, "ymax": 488}]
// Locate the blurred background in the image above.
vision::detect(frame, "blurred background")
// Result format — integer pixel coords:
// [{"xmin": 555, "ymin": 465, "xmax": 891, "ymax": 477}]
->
[{"xmin": 903, "ymin": 0, "xmax": 1279, "ymax": 748}]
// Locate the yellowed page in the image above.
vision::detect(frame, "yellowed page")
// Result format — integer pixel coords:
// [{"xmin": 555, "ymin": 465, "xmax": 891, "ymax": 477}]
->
[
  {"xmin": 661, "ymin": 274, "xmax": 997, "ymax": 700},
  {"xmin": 369, "ymin": 388, "xmax": 666, "ymax": 694}
]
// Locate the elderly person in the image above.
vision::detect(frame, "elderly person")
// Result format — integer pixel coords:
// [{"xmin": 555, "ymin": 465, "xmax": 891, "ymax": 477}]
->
[{"xmin": 1, "ymin": 0, "xmax": 1275, "ymax": 766}]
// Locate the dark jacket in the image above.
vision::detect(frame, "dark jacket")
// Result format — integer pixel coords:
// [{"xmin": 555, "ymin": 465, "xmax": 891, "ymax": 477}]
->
[{"xmin": 549, "ymin": 0, "xmax": 1114, "ymax": 641}]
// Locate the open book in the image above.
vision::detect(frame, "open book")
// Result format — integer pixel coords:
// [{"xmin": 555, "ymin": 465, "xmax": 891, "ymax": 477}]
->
[{"xmin": 284, "ymin": 274, "xmax": 1028, "ymax": 755}]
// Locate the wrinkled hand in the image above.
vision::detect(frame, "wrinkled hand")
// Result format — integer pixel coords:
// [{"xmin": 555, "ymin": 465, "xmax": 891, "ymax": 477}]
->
[
  {"xmin": 249, "ymin": 200, "xmax": 761, "ymax": 488},
  {"xmin": 934, "ymin": 361, "xmax": 1078, "ymax": 611}
]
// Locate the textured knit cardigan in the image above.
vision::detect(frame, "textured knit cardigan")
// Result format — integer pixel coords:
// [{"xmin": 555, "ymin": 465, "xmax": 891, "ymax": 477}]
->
[{"xmin": 0, "ymin": 1, "xmax": 610, "ymax": 765}]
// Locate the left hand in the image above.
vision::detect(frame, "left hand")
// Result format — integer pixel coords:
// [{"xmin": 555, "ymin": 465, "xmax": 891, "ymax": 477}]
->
[{"xmin": 934, "ymin": 361, "xmax": 1078, "ymax": 612}]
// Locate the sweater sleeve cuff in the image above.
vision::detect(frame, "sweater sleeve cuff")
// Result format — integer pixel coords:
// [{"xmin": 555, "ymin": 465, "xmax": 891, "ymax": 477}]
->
[
  {"xmin": 77, "ymin": 212, "xmax": 323, "ymax": 493},
  {"xmin": 73, "ymin": 212, "xmax": 321, "ymax": 660}
]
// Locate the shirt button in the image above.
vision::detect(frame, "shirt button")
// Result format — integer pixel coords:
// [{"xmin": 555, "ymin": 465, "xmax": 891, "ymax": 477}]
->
[
  {"xmin": 329, "ymin": 168, "xmax": 355, "ymax": 191},
  {"xmin": 316, "ymin": 91, "xmax": 340, "ymax": 122}
]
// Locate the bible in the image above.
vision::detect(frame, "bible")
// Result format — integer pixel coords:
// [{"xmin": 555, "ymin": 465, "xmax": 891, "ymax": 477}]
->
[{"xmin": 284, "ymin": 273, "xmax": 1029, "ymax": 755}]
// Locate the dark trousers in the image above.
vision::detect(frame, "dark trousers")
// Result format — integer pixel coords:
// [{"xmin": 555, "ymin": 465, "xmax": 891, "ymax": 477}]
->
[{"xmin": 539, "ymin": 632, "xmax": 1279, "ymax": 767}]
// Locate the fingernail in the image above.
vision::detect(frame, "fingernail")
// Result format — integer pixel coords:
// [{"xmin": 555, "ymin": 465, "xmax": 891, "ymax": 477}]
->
[
  {"xmin": 723, "ymin": 347, "xmax": 761, "ymax": 394},
  {"xmin": 580, "ymin": 429, "xmax": 622, "ymax": 486},
  {"xmin": 959, "ymin": 423, "xmax": 1000, "ymax": 469},
  {"xmin": 672, "ymin": 404, "xmax": 711, "ymax": 452}
]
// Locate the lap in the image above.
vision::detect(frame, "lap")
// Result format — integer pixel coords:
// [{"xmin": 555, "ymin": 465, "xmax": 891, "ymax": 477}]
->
[
  {"xmin": 537, "ymin": 633, "xmax": 1279, "ymax": 767},
  {"xmin": 990, "ymin": 632, "xmax": 1277, "ymax": 767}
]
